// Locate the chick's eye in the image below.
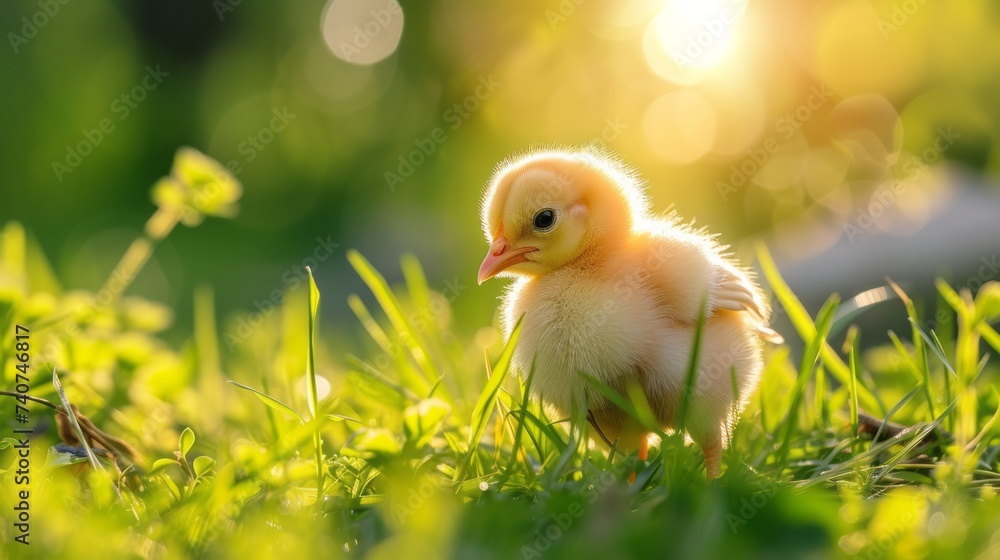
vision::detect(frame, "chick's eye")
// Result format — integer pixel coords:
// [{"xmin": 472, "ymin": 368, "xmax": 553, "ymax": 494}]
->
[{"xmin": 533, "ymin": 209, "xmax": 556, "ymax": 231}]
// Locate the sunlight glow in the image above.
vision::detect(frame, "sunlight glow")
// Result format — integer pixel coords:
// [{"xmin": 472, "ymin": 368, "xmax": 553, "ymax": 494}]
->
[
  {"xmin": 642, "ymin": 90, "xmax": 717, "ymax": 164},
  {"xmin": 644, "ymin": 0, "xmax": 746, "ymax": 84}
]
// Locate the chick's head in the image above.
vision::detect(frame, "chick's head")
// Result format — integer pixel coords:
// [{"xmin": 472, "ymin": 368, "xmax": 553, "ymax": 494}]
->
[{"xmin": 478, "ymin": 149, "xmax": 648, "ymax": 284}]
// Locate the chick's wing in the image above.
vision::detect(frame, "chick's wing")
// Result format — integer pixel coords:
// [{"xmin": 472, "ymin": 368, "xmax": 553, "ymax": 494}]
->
[{"xmin": 635, "ymin": 225, "xmax": 783, "ymax": 343}]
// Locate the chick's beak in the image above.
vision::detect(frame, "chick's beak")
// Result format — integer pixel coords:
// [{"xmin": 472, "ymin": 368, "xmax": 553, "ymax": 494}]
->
[{"xmin": 477, "ymin": 235, "xmax": 536, "ymax": 284}]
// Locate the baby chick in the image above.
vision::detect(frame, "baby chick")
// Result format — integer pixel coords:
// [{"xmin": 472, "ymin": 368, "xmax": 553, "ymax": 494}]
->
[{"xmin": 477, "ymin": 148, "xmax": 781, "ymax": 479}]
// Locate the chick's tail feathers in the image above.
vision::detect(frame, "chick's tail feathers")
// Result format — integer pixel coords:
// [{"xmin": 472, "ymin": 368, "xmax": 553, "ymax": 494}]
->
[
  {"xmin": 715, "ymin": 269, "xmax": 784, "ymax": 344},
  {"xmin": 756, "ymin": 324, "xmax": 784, "ymax": 344}
]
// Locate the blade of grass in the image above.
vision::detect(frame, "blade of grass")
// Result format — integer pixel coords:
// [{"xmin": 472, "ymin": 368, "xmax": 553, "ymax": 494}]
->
[
  {"xmin": 489, "ymin": 351, "xmax": 505, "ymax": 466},
  {"xmin": 829, "ymin": 284, "xmax": 895, "ymax": 338},
  {"xmin": 966, "ymin": 388, "xmax": 1000, "ymax": 454},
  {"xmin": 778, "ymin": 294, "xmax": 839, "ymax": 460},
  {"xmin": 347, "ymin": 294, "xmax": 394, "ymax": 352},
  {"xmin": 800, "ymin": 410, "xmax": 951, "ymax": 488},
  {"xmin": 848, "ymin": 340, "xmax": 860, "ymax": 440},
  {"xmin": 259, "ymin": 376, "xmax": 282, "ymax": 441},
  {"xmin": 459, "ymin": 318, "xmax": 522, "ymax": 480},
  {"xmin": 626, "ymin": 383, "xmax": 660, "ymax": 437},
  {"xmin": 813, "ymin": 364, "xmax": 825, "ymax": 430},
  {"xmin": 227, "ymin": 380, "xmax": 305, "ymax": 423},
  {"xmin": 806, "ymin": 438, "xmax": 856, "ymax": 479},
  {"xmin": 979, "ymin": 323, "xmax": 1000, "ymax": 355},
  {"xmin": 348, "ymin": 250, "xmax": 440, "ymax": 383},
  {"xmin": 937, "ymin": 279, "xmax": 979, "ymax": 388},
  {"xmin": 757, "ymin": 348, "xmax": 789, "ymax": 434},
  {"xmin": 910, "ymin": 319, "xmax": 958, "ymax": 379},
  {"xmin": 579, "ymin": 373, "xmax": 661, "ymax": 437},
  {"xmin": 886, "ymin": 279, "xmax": 936, "ymax": 419},
  {"xmin": 936, "ymin": 279, "xmax": 968, "ymax": 321},
  {"xmin": 512, "ymin": 363, "xmax": 564, "ymax": 464},
  {"xmin": 868, "ymin": 368, "xmax": 981, "ymax": 485},
  {"xmin": 548, "ymin": 401, "xmax": 588, "ymax": 483},
  {"xmin": 677, "ymin": 296, "xmax": 707, "ymax": 435},
  {"xmin": 724, "ymin": 365, "xmax": 742, "ymax": 468},
  {"xmin": 936, "ymin": 288, "xmax": 955, "ymax": 361},
  {"xmin": 498, "ymin": 362, "xmax": 539, "ymax": 488},
  {"xmin": 887, "ymin": 331, "xmax": 936, "ymax": 419},
  {"xmin": 402, "ymin": 254, "xmax": 462, "ymax": 400},
  {"xmin": 513, "ymin": 407, "xmax": 568, "ymax": 455},
  {"xmin": 305, "ymin": 267, "xmax": 325, "ymax": 505},
  {"xmin": 870, "ymin": 383, "xmax": 924, "ymax": 444},
  {"xmin": 52, "ymin": 370, "xmax": 103, "ymax": 473},
  {"xmin": 347, "ymin": 293, "xmax": 431, "ymax": 397},
  {"xmin": 401, "ymin": 254, "xmax": 433, "ymax": 321},
  {"xmin": 579, "ymin": 371, "xmax": 669, "ymax": 477},
  {"xmin": 51, "ymin": 369, "xmax": 129, "ymax": 509},
  {"xmin": 755, "ymin": 242, "xmax": 881, "ymax": 413},
  {"xmin": 871, "ymin": 399, "xmax": 960, "ymax": 485},
  {"xmin": 345, "ymin": 355, "xmax": 419, "ymax": 402}
]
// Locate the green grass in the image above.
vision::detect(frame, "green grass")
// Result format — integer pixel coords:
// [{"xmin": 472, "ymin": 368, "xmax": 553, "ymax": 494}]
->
[{"xmin": 2, "ymin": 154, "xmax": 1000, "ymax": 559}]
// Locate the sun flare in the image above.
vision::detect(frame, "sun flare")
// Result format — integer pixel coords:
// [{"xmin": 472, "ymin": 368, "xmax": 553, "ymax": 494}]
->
[{"xmin": 645, "ymin": 0, "xmax": 747, "ymax": 83}]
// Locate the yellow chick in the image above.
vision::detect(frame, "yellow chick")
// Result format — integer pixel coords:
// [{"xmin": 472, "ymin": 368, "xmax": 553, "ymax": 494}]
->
[{"xmin": 477, "ymin": 148, "xmax": 782, "ymax": 479}]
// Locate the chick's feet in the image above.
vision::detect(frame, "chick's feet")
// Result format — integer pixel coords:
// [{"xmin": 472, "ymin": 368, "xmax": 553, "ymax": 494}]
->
[
  {"xmin": 699, "ymin": 440, "xmax": 722, "ymax": 480},
  {"xmin": 627, "ymin": 435, "xmax": 650, "ymax": 485}
]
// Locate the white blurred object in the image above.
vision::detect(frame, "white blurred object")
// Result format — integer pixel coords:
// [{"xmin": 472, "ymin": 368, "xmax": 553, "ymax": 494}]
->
[{"xmin": 770, "ymin": 168, "xmax": 1000, "ymax": 312}]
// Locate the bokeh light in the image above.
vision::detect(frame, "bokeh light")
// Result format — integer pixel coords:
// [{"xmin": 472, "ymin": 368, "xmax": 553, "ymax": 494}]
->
[
  {"xmin": 5, "ymin": 1, "xmax": 1000, "ymax": 559},
  {"xmin": 642, "ymin": 89, "xmax": 717, "ymax": 164},
  {"xmin": 644, "ymin": 0, "xmax": 747, "ymax": 84},
  {"xmin": 322, "ymin": 0, "xmax": 405, "ymax": 65}
]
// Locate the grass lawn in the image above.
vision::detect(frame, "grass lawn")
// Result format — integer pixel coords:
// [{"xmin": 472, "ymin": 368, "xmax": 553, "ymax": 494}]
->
[{"xmin": 2, "ymin": 152, "xmax": 1000, "ymax": 560}]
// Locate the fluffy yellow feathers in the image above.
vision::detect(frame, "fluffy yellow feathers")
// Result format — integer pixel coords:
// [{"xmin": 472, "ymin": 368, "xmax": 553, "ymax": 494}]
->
[{"xmin": 477, "ymin": 148, "xmax": 781, "ymax": 479}]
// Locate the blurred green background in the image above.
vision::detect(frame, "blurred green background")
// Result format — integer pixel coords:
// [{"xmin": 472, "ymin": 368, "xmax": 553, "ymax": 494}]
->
[
  {"xmin": 2, "ymin": 0, "xmax": 1000, "ymax": 337},
  {"xmin": 4, "ymin": 3, "xmax": 1000, "ymax": 559}
]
